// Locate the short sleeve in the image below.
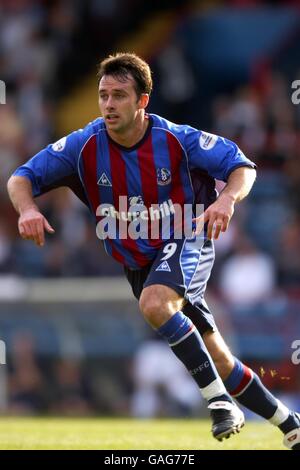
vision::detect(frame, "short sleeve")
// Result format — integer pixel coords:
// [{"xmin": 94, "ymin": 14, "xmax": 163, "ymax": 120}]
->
[
  {"xmin": 12, "ymin": 131, "xmax": 82, "ymax": 196},
  {"xmin": 185, "ymin": 128, "xmax": 256, "ymax": 182}
]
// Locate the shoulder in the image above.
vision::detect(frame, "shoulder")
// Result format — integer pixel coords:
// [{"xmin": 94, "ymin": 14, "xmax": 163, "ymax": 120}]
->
[
  {"xmin": 51, "ymin": 117, "xmax": 105, "ymax": 155},
  {"xmin": 76, "ymin": 117, "xmax": 105, "ymax": 145},
  {"xmin": 151, "ymin": 114, "xmax": 201, "ymax": 154},
  {"xmin": 151, "ymin": 114, "xmax": 200, "ymax": 144},
  {"xmin": 82, "ymin": 116, "xmax": 105, "ymax": 134}
]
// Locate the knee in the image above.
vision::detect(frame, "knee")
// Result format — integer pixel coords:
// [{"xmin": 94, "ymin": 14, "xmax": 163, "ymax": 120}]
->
[{"xmin": 139, "ymin": 285, "xmax": 173, "ymax": 328}]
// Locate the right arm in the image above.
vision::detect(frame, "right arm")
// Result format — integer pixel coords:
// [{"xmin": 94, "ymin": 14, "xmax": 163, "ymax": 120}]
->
[
  {"xmin": 7, "ymin": 175, "xmax": 55, "ymax": 247},
  {"xmin": 7, "ymin": 131, "xmax": 82, "ymax": 247}
]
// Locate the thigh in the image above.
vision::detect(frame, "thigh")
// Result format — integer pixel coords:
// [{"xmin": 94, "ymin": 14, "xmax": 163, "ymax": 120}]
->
[
  {"xmin": 125, "ymin": 238, "xmax": 217, "ymax": 335},
  {"xmin": 144, "ymin": 237, "xmax": 217, "ymax": 334},
  {"xmin": 144, "ymin": 237, "xmax": 215, "ymax": 302}
]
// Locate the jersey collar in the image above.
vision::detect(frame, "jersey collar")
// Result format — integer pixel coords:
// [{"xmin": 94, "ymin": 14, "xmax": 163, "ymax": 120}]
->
[{"xmin": 106, "ymin": 114, "xmax": 153, "ymax": 152}]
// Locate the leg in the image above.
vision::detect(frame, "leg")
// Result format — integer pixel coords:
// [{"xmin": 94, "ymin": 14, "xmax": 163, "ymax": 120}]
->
[
  {"xmin": 202, "ymin": 330, "xmax": 234, "ymax": 381},
  {"xmin": 201, "ymin": 329, "xmax": 300, "ymax": 450},
  {"xmin": 139, "ymin": 283, "xmax": 227, "ymax": 398},
  {"xmin": 139, "ymin": 283, "xmax": 244, "ymax": 440},
  {"xmin": 125, "ymin": 237, "xmax": 244, "ymax": 441}
]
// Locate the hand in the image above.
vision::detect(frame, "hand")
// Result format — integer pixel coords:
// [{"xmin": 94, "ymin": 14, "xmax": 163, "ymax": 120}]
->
[
  {"xmin": 18, "ymin": 208, "xmax": 55, "ymax": 247},
  {"xmin": 192, "ymin": 194, "xmax": 235, "ymax": 240}
]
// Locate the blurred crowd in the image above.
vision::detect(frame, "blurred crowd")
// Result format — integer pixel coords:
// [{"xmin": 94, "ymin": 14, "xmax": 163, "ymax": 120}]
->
[
  {"xmin": 210, "ymin": 73, "xmax": 300, "ymax": 300},
  {"xmin": 0, "ymin": 331, "xmax": 200, "ymax": 417},
  {"xmin": 1, "ymin": 331, "xmax": 132, "ymax": 415},
  {"xmin": 0, "ymin": 0, "xmax": 300, "ymax": 416}
]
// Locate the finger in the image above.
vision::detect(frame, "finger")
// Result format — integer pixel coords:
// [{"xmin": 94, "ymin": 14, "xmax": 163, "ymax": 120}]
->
[
  {"xmin": 204, "ymin": 211, "xmax": 210, "ymax": 224},
  {"xmin": 24, "ymin": 220, "xmax": 41, "ymax": 245},
  {"xmin": 207, "ymin": 214, "xmax": 217, "ymax": 240},
  {"xmin": 196, "ymin": 224, "xmax": 203, "ymax": 236},
  {"xmin": 213, "ymin": 220, "xmax": 223, "ymax": 240},
  {"xmin": 221, "ymin": 217, "xmax": 230, "ymax": 233},
  {"xmin": 35, "ymin": 219, "xmax": 45, "ymax": 246},
  {"xmin": 192, "ymin": 209, "xmax": 209, "ymax": 224},
  {"xmin": 21, "ymin": 231, "xmax": 35, "ymax": 242},
  {"xmin": 192, "ymin": 211, "xmax": 209, "ymax": 235},
  {"xmin": 202, "ymin": 211, "xmax": 211, "ymax": 235},
  {"xmin": 25, "ymin": 221, "xmax": 39, "ymax": 246},
  {"xmin": 194, "ymin": 215, "xmax": 205, "ymax": 235},
  {"xmin": 19, "ymin": 223, "xmax": 26, "ymax": 239},
  {"xmin": 19, "ymin": 222, "xmax": 34, "ymax": 240},
  {"xmin": 44, "ymin": 218, "xmax": 55, "ymax": 234}
]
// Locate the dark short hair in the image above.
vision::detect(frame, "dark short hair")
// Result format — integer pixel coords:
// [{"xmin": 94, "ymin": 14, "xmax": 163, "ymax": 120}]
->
[{"xmin": 97, "ymin": 52, "xmax": 153, "ymax": 97}]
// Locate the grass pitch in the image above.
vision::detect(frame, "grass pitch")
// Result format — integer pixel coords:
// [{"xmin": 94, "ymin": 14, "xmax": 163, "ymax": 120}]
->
[{"xmin": 0, "ymin": 417, "xmax": 286, "ymax": 450}]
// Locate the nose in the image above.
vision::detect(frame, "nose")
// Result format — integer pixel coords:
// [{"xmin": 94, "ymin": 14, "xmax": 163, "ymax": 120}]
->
[{"xmin": 106, "ymin": 95, "xmax": 115, "ymax": 110}]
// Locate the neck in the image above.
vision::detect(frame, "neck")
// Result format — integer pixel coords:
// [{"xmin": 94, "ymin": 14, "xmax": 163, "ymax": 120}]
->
[{"xmin": 107, "ymin": 112, "xmax": 149, "ymax": 148}]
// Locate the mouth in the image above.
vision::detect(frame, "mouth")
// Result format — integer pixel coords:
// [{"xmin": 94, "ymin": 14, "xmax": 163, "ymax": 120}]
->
[{"xmin": 105, "ymin": 114, "xmax": 119, "ymax": 123}]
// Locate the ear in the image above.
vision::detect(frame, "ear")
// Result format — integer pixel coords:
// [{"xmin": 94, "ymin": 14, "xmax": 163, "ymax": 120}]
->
[{"xmin": 139, "ymin": 93, "xmax": 149, "ymax": 110}]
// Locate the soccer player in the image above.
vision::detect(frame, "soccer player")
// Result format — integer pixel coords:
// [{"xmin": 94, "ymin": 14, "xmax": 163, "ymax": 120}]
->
[{"xmin": 7, "ymin": 53, "xmax": 300, "ymax": 448}]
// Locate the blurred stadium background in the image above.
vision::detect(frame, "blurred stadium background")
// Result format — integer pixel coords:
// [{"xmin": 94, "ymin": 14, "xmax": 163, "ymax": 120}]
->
[{"xmin": 0, "ymin": 0, "xmax": 300, "ymax": 422}]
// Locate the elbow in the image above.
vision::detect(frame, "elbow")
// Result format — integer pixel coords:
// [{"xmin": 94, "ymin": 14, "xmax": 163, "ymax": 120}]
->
[
  {"xmin": 243, "ymin": 166, "xmax": 256, "ymax": 187},
  {"xmin": 7, "ymin": 174, "xmax": 19, "ymax": 192},
  {"xmin": 7, "ymin": 174, "xmax": 31, "ymax": 195},
  {"xmin": 250, "ymin": 167, "xmax": 257, "ymax": 184},
  {"xmin": 7, "ymin": 175, "xmax": 15, "ymax": 195},
  {"xmin": 246, "ymin": 167, "xmax": 257, "ymax": 196},
  {"xmin": 242, "ymin": 166, "xmax": 257, "ymax": 184}
]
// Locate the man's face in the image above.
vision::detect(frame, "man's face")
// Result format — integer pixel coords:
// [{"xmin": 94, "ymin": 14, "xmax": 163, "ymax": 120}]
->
[{"xmin": 98, "ymin": 74, "xmax": 146, "ymax": 134}]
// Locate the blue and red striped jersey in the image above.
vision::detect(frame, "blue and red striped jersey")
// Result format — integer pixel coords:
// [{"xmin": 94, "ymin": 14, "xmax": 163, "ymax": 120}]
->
[{"xmin": 13, "ymin": 114, "xmax": 256, "ymax": 269}]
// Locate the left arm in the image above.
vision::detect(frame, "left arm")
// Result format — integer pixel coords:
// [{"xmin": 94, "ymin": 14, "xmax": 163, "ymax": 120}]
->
[
  {"xmin": 194, "ymin": 166, "xmax": 256, "ymax": 239},
  {"xmin": 183, "ymin": 127, "xmax": 257, "ymax": 239}
]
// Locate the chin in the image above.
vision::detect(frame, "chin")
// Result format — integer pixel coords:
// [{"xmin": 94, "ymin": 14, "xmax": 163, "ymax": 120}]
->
[{"xmin": 107, "ymin": 122, "xmax": 122, "ymax": 132}]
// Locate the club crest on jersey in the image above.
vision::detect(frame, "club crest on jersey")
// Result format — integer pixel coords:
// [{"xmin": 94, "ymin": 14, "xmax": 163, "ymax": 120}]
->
[
  {"xmin": 129, "ymin": 195, "xmax": 144, "ymax": 206},
  {"xmin": 156, "ymin": 168, "xmax": 171, "ymax": 186},
  {"xmin": 199, "ymin": 132, "xmax": 218, "ymax": 150},
  {"xmin": 97, "ymin": 172, "xmax": 112, "ymax": 187}
]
